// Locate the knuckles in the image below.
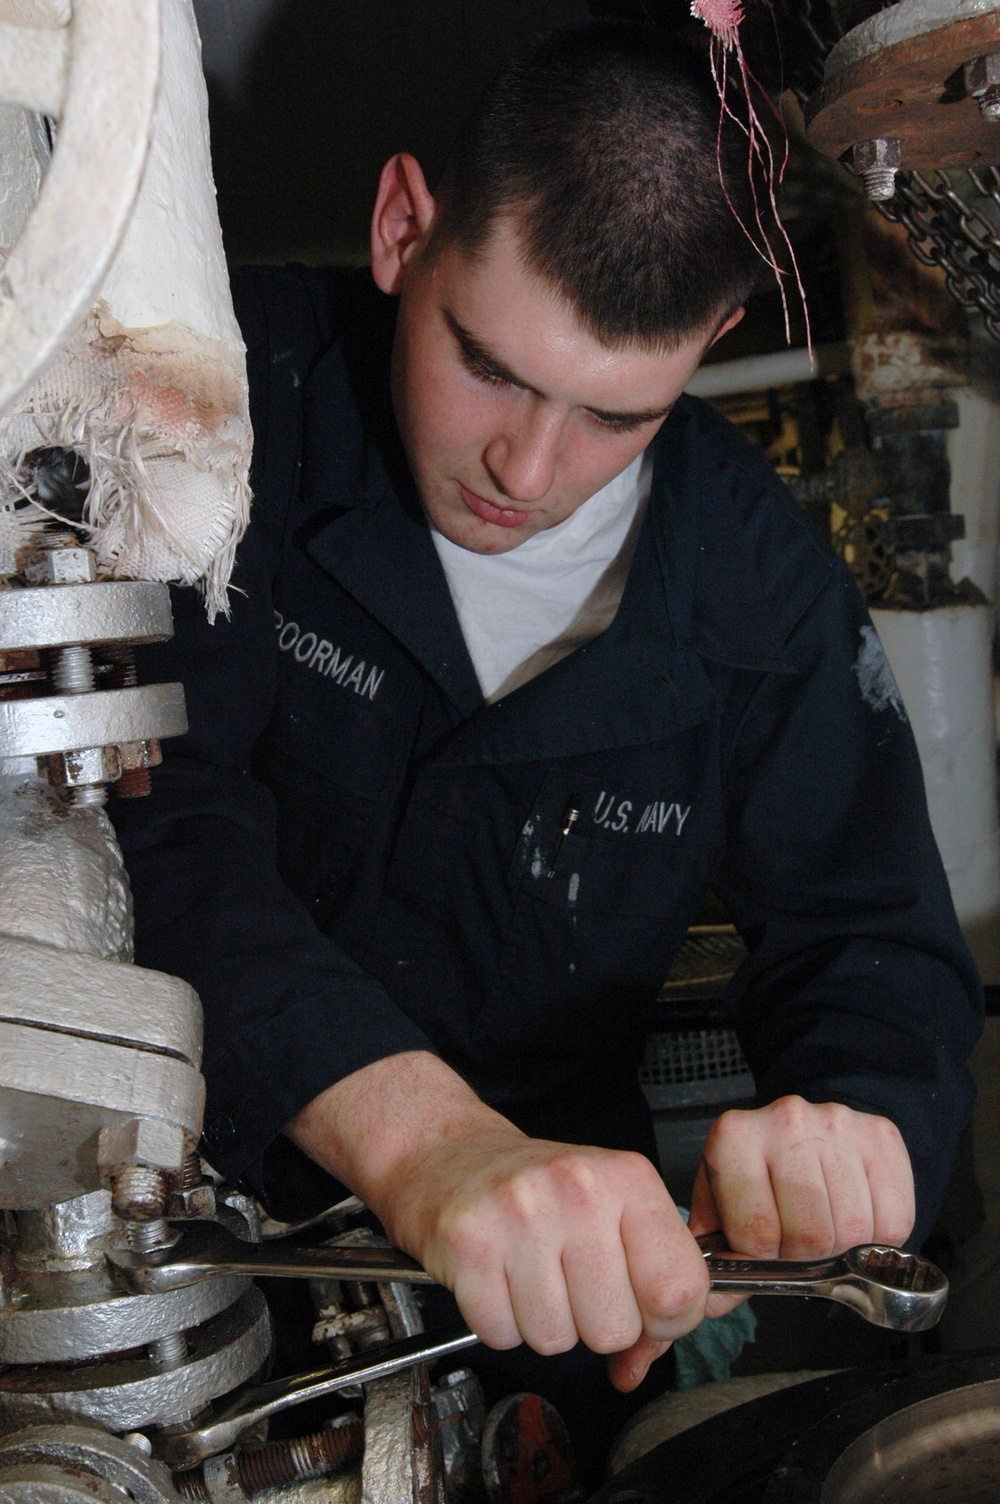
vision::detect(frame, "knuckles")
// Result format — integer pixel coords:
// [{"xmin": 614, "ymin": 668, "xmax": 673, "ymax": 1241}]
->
[
  {"xmin": 641, "ymin": 1249, "xmax": 711, "ymax": 1328},
  {"xmin": 523, "ymin": 1323, "xmax": 580, "ymax": 1357}
]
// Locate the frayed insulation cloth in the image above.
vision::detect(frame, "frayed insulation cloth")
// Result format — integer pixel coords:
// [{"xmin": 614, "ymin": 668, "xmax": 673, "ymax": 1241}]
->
[{"xmin": 0, "ymin": 305, "xmax": 251, "ymax": 618}]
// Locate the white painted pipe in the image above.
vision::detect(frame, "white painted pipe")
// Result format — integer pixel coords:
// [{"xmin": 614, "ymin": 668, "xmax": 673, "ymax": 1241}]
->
[
  {"xmin": 872, "ymin": 603, "xmax": 1000, "ymax": 982},
  {"xmin": 686, "ymin": 343, "xmax": 850, "ymax": 400},
  {"xmin": 948, "ymin": 374, "xmax": 1000, "ymax": 608}
]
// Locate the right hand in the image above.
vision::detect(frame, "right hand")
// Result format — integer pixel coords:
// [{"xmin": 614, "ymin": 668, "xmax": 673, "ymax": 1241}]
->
[{"xmin": 286, "ymin": 1051, "xmax": 711, "ymax": 1387}]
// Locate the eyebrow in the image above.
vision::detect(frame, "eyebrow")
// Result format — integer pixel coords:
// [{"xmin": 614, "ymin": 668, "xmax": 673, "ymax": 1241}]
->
[{"xmin": 443, "ymin": 308, "xmax": 675, "ymax": 428}]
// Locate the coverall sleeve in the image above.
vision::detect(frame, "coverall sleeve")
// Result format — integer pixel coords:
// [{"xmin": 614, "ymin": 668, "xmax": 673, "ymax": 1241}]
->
[
  {"xmin": 111, "ymin": 266, "xmax": 437, "ymax": 1199},
  {"xmin": 712, "ymin": 557, "xmax": 983, "ymax": 1246}
]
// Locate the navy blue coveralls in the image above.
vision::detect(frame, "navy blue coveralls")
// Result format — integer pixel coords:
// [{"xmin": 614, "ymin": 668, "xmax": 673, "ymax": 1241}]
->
[{"xmin": 114, "ymin": 266, "xmax": 981, "ymax": 1464}]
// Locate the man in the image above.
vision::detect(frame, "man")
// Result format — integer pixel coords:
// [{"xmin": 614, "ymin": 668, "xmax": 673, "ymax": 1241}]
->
[{"xmin": 115, "ymin": 18, "xmax": 981, "ymax": 1478}]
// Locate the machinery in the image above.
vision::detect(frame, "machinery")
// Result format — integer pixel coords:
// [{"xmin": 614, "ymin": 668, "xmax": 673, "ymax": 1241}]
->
[{"xmin": 0, "ymin": 5, "xmax": 485, "ymax": 1501}]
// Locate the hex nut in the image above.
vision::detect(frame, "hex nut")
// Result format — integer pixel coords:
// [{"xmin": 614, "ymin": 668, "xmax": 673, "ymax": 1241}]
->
[
  {"xmin": 965, "ymin": 51, "xmax": 1000, "ymax": 93},
  {"xmin": 851, "ymin": 136, "xmax": 902, "ymax": 172},
  {"xmin": 43, "ymin": 745, "xmax": 121, "ymax": 788},
  {"xmin": 23, "ymin": 547, "xmax": 97, "ymax": 586},
  {"xmin": 850, "ymin": 137, "xmax": 902, "ymax": 201},
  {"xmin": 167, "ymin": 1183, "xmax": 218, "ymax": 1220},
  {"xmin": 98, "ymin": 1118, "xmax": 188, "ymax": 1177}
]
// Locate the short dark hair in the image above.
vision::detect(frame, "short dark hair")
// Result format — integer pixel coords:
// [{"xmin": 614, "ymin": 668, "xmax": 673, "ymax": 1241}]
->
[{"xmin": 432, "ymin": 20, "xmax": 764, "ymax": 349}]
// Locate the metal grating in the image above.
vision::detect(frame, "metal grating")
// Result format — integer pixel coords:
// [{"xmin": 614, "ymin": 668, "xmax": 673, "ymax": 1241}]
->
[
  {"xmin": 660, "ymin": 925, "xmax": 748, "ymax": 994},
  {"xmin": 640, "ymin": 1027, "xmax": 750, "ymax": 1088}
]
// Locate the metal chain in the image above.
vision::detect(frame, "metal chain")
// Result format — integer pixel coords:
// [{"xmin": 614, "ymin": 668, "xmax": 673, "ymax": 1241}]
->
[{"xmin": 876, "ymin": 167, "xmax": 1000, "ymax": 342}]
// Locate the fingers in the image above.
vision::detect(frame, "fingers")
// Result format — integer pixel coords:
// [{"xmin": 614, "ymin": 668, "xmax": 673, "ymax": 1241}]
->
[
  {"xmin": 417, "ymin": 1140, "xmax": 710, "ymax": 1361},
  {"xmin": 399, "ymin": 1098, "xmax": 915, "ymax": 1371},
  {"xmin": 500, "ymin": 1151, "xmax": 705, "ymax": 1356},
  {"xmin": 620, "ymin": 1186, "xmax": 710, "ymax": 1343},
  {"xmin": 860, "ymin": 1114, "xmax": 915, "ymax": 1246},
  {"xmin": 698, "ymin": 1097, "xmax": 916, "ymax": 1261}
]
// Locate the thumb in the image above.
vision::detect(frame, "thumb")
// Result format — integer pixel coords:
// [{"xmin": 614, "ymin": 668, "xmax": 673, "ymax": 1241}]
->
[{"xmin": 606, "ymin": 1334, "xmax": 673, "ymax": 1393}]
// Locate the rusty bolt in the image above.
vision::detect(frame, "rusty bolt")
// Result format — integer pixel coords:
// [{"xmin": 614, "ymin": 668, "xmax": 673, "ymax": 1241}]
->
[
  {"xmin": 110, "ymin": 1164, "xmax": 172, "ymax": 1222},
  {"xmin": 850, "ymin": 137, "xmax": 902, "ymax": 201},
  {"xmin": 965, "ymin": 52, "xmax": 1000, "ymax": 121},
  {"xmin": 43, "ymin": 744, "xmax": 121, "ymax": 791},
  {"xmin": 115, "ymin": 739, "xmax": 161, "ymax": 800},
  {"xmin": 180, "ymin": 1423, "xmax": 366, "ymax": 1501}
]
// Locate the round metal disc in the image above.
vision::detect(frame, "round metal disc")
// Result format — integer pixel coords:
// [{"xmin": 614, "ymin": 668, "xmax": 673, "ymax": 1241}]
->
[
  {"xmin": 806, "ymin": 0, "xmax": 1000, "ymax": 169},
  {"xmin": 764, "ymin": 1356, "xmax": 1000, "ymax": 1503},
  {"xmin": 0, "ymin": 1267, "xmax": 251, "ymax": 1362},
  {"xmin": 0, "ymin": 683, "xmax": 187, "ymax": 757},
  {"xmin": 0, "ymin": 1424, "xmax": 180, "ymax": 1504}
]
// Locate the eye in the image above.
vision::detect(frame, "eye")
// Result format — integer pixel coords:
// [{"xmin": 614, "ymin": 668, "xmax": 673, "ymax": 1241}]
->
[
  {"xmin": 461, "ymin": 349, "xmax": 510, "ymax": 388},
  {"xmin": 587, "ymin": 410, "xmax": 654, "ymax": 436}
]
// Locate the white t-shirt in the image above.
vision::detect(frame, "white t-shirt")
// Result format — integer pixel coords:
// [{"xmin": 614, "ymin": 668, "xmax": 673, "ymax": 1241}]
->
[{"xmin": 432, "ymin": 450, "xmax": 652, "ymax": 703}]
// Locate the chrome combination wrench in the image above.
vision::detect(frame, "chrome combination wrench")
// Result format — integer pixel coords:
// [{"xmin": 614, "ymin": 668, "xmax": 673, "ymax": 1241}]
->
[{"xmin": 110, "ymin": 1221, "xmax": 947, "ymax": 1469}]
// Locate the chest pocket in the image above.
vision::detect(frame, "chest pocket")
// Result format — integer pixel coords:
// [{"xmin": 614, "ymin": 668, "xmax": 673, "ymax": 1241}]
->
[
  {"xmin": 254, "ymin": 646, "xmax": 418, "ymax": 926},
  {"xmin": 511, "ymin": 772, "xmax": 701, "ymax": 912},
  {"xmin": 474, "ymin": 766, "xmax": 717, "ymax": 1061}
]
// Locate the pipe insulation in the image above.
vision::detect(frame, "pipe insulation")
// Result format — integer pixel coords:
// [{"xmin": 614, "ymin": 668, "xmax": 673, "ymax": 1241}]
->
[
  {"xmin": 872, "ymin": 603, "xmax": 1000, "ymax": 982},
  {"xmin": 0, "ymin": 0, "xmax": 251, "ymax": 614}
]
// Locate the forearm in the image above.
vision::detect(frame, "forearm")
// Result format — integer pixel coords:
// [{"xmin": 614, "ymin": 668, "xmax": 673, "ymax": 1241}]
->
[{"xmin": 286, "ymin": 1050, "xmax": 522, "ymax": 1237}]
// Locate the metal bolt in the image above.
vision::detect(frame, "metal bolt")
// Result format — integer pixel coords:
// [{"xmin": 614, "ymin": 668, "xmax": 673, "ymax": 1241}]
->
[
  {"xmin": 177, "ymin": 1423, "xmax": 365, "ymax": 1501},
  {"xmin": 52, "ymin": 644, "xmax": 95, "ymax": 694},
  {"xmin": 965, "ymin": 52, "xmax": 1000, "ymax": 121},
  {"xmin": 152, "ymin": 1331, "xmax": 188, "ymax": 1370},
  {"xmin": 111, "ymin": 1164, "xmax": 171, "ymax": 1222},
  {"xmin": 850, "ymin": 137, "xmax": 902, "ymax": 201},
  {"xmin": 126, "ymin": 1218, "xmax": 174, "ymax": 1253},
  {"xmin": 42, "ymin": 745, "xmax": 121, "ymax": 805},
  {"xmin": 122, "ymin": 1434, "xmax": 153, "ymax": 1456},
  {"xmin": 182, "ymin": 1151, "xmax": 204, "ymax": 1189}
]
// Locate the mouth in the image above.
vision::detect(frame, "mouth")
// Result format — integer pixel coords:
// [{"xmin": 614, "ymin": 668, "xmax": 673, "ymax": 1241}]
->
[{"xmin": 458, "ymin": 484, "xmax": 532, "ymax": 530}]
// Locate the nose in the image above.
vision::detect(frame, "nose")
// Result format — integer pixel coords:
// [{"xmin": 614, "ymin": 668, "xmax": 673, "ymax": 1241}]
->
[{"xmin": 483, "ymin": 404, "xmax": 561, "ymax": 506}]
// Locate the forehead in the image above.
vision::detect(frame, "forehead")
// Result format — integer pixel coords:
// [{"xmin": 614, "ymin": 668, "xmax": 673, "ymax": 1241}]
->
[{"xmin": 414, "ymin": 220, "xmax": 709, "ymax": 407}]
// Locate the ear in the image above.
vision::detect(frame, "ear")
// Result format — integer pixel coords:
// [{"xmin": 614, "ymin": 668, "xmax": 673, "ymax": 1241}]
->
[
  {"xmin": 708, "ymin": 306, "xmax": 745, "ymax": 348},
  {"xmin": 370, "ymin": 153, "xmax": 437, "ymax": 295}
]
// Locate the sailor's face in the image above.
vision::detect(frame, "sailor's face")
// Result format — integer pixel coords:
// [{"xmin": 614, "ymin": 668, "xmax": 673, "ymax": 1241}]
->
[{"xmin": 390, "ymin": 220, "xmax": 718, "ymax": 554}]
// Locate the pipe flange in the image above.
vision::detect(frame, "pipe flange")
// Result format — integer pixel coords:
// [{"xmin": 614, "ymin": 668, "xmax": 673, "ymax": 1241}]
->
[
  {"xmin": 806, "ymin": 0, "xmax": 1000, "ymax": 170},
  {"xmin": 0, "ymin": 582, "xmax": 175, "ymax": 652},
  {"xmin": 0, "ymin": 683, "xmax": 186, "ymax": 759},
  {"xmin": 0, "ymin": 1287, "xmax": 273, "ymax": 1430},
  {"xmin": 0, "ymin": 1424, "xmax": 180, "ymax": 1504},
  {"xmin": 0, "ymin": 1269, "xmax": 251, "ymax": 1363}
]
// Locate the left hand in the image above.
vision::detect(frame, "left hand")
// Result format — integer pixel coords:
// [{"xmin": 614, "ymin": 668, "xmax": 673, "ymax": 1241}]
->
[{"xmin": 608, "ymin": 1095, "xmax": 915, "ymax": 1391}]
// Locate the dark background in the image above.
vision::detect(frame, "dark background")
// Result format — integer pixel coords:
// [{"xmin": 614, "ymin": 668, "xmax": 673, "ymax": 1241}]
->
[{"xmin": 193, "ymin": 0, "xmax": 592, "ymax": 267}]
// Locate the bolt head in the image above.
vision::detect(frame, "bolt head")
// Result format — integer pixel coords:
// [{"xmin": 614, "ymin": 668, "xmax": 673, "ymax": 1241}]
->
[{"xmin": 850, "ymin": 136, "xmax": 902, "ymax": 173}]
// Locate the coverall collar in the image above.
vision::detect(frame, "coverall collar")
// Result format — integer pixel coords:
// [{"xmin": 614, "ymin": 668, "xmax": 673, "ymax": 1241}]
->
[{"xmin": 301, "ymin": 343, "xmax": 797, "ymax": 745}]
